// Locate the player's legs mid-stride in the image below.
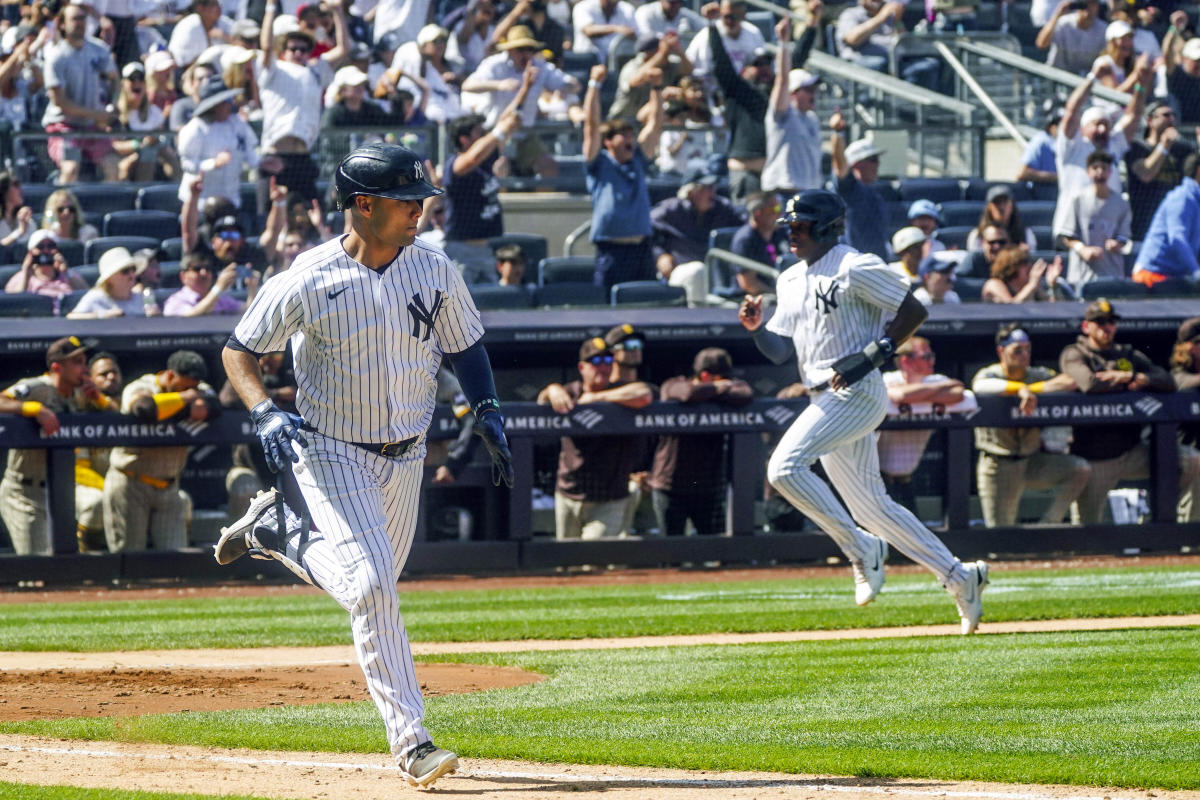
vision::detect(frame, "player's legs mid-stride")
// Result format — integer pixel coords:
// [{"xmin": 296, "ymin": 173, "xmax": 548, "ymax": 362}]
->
[{"xmin": 767, "ymin": 373, "xmax": 988, "ymax": 634}]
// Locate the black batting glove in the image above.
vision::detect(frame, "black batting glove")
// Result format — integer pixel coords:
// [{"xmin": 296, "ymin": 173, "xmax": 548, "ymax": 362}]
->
[
  {"xmin": 831, "ymin": 337, "xmax": 895, "ymax": 387},
  {"xmin": 474, "ymin": 409, "xmax": 514, "ymax": 488},
  {"xmin": 250, "ymin": 400, "xmax": 308, "ymax": 473}
]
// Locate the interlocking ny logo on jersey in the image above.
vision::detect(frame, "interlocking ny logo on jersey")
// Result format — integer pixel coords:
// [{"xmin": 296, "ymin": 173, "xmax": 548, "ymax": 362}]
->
[
  {"xmin": 814, "ymin": 280, "xmax": 839, "ymax": 314},
  {"xmin": 408, "ymin": 290, "xmax": 445, "ymax": 341}
]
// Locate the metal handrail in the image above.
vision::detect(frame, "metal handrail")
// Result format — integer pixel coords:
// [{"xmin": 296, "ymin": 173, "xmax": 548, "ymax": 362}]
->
[
  {"xmin": 705, "ymin": 247, "xmax": 780, "ymax": 280},
  {"xmin": 564, "ymin": 219, "xmax": 592, "ymax": 256},
  {"xmin": 933, "ymin": 41, "xmax": 1027, "ymax": 149},
  {"xmin": 739, "ymin": 0, "xmax": 978, "ymax": 118},
  {"xmin": 952, "ymin": 39, "xmax": 1133, "ymax": 107}
]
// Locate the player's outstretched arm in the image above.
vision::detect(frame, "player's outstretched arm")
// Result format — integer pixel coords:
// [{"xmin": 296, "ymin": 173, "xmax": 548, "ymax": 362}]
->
[
  {"xmin": 740, "ymin": 295, "xmax": 794, "ymax": 365},
  {"xmin": 445, "ymin": 341, "xmax": 514, "ymax": 488}
]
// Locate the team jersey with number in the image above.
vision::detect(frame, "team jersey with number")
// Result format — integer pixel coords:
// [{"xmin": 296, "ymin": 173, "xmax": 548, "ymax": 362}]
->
[
  {"xmin": 767, "ymin": 244, "xmax": 909, "ymax": 388},
  {"xmin": 231, "ymin": 237, "xmax": 484, "ymax": 444}
]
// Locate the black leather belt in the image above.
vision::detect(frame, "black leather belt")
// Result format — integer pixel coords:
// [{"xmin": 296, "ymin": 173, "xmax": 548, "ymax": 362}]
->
[
  {"xmin": 15, "ymin": 478, "xmax": 46, "ymax": 487},
  {"xmin": 300, "ymin": 424, "xmax": 417, "ymax": 458},
  {"xmin": 984, "ymin": 452, "xmax": 1031, "ymax": 461}
]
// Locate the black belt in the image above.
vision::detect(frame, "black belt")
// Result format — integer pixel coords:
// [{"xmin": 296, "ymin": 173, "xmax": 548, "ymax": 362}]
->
[
  {"xmin": 301, "ymin": 424, "xmax": 418, "ymax": 459},
  {"xmin": 14, "ymin": 478, "xmax": 46, "ymax": 487},
  {"xmin": 984, "ymin": 452, "xmax": 1031, "ymax": 461}
]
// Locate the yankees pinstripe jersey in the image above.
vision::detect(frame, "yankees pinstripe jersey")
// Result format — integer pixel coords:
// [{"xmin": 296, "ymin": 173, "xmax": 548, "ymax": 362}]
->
[
  {"xmin": 232, "ymin": 237, "xmax": 484, "ymax": 444},
  {"xmin": 767, "ymin": 244, "xmax": 909, "ymax": 388}
]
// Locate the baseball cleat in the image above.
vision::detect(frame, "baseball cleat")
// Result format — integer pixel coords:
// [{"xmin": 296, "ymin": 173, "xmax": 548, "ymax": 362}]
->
[
  {"xmin": 851, "ymin": 534, "xmax": 888, "ymax": 606},
  {"xmin": 400, "ymin": 741, "xmax": 459, "ymax": 788},
  {"xmin": 213, "ymin": 488, "xmax": 279, "ymax": 565},
  {"xmin": 952, "ymin": 560, "xmax": 989, "ymax": 635}
]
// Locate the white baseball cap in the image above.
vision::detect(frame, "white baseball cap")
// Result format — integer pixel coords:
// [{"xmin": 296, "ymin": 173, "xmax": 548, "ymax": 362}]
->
[
  {"xmin": 333, "ymin": 65, "xmax": 369, "ymax": 87},
  {"xmin": 220, "ymin": 45, "xmax": 256, "ymax": 72},
  {"xmin": 145, "ymin": 49, "xmax": 176, "ymax": 73},
  {"xmin": 1105, "ymin": 20, "xmax": 1133, "ymax": 40},
  {"xmin": 891, "ymin": 226, "xmax": 927, "ymax": 255},
  {"xmin": 1080, "ymin": 106, "xmax": 1110, "ymax": 127},
  {"xmin": 844, "ymin": 138, "xmax": 885, "ymax": 166},
  {"xmin": 272, "ymin": 14, "xmax": 301, "ymax": 38},
  {"xmin": 27, "ymin": 229, "xmax": 56, "ymax": 251},
  {"xmin": 1183, "ymin": 38, "xmax": 1200, "ymax": 62},
  {"xmin": 788, "ymin": 69, "xmax": 819, "ymax": 92},
  {"xmin": 417, "ymin": 24, "xmax": 449, "ymax": 45}
]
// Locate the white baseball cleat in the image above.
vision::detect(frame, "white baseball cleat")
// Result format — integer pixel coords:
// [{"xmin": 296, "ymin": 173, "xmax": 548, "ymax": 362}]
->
[
  {"xmin": 851, "ymin": 535, "xmax": 888, "ymax": 606},
  {"xmin": 952, "ymin": 560, "xmax": 989, "ymax": 635},
  {"xmin": 400, "ymin": 741, "xmax": 459, "ymax": 789},
  {"xmin": 213, "ymin": 488, "xmax": 279, "ymax": 565}
]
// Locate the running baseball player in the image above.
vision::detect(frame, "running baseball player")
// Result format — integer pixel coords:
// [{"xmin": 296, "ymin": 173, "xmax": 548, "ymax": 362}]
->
[
  {"xmin": 214, "ymin": 143, "xmax": 514, "ymax": 789},
  {"xmin": 740, "ymin": 189, "xmax": 989, "ymax": 634}
]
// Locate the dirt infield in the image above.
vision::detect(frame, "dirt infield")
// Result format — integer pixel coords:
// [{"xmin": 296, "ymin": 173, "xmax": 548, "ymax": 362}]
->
[{"xmin": 2, "ymin": 560, "xmax": 1199, "ymax": 799}]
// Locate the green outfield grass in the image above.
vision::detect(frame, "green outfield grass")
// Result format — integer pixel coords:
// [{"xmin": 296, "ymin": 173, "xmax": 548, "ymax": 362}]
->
[
  {"xmin": 0, "ymin": 785, "xmax": 280, "ymax": 800},
  {"xmin": 3, "ymin": 628, "xmax": 1199, "ymax": 789},
  {"xmin": 0, "ymin": 564, "xmax": 1198, "ymax": 651}
]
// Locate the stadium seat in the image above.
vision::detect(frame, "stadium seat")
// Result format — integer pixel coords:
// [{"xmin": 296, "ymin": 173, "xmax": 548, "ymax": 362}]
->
[
  {"xmin": 561, "ymin": 50, "xmax": 597, "ymax": 84},
  {"xmin": 154, "ymin": 287, "xmax": 177, "ymax": 308},
  {"xmin": 897, "ymin": 177, "xmax": 963, "ymax": 204},
  {"xmin": 1079, "ymin": 279, "xmax": 1148, "ymax": 299},
  {"xmin": 1031, "ymin": 182, "xmax": 1059, "ymax": 202},
  {"xmin": 84, "ymin": 236, "xmax": 161, "ymax": 265},
  {"xmin": 162, "ymin": 237, "xmax": 184, "ymax": 260},
  {"xmin": 19, "ymin": 183, "xmax": 53, "ymax": 216},
  {"xmin": 10, "ymin": 237, "xmax": 84, "ymax": 267},
  {"xmin": 239, "ymin": 183, "xmax": 258, "ymax": 214},
  {"xmin": 0, "ymin": 293, "xmax": 55, "ymax": 316},
  {"xmin": 488, "ymin": 233, "xmax": 548, "ymax": 277},
  {"xmin": 137, "ymin": 184, "xmax": 183, "ymax": 214},
  {"xmin": 1030, "ymin": 225, "xmax": 1057, "ymax": 251},
  {"xmin": 69, "ymin": 183, "xmax": 138, "ymax": 217},
  {"xmin": 935, "ymin": 226, "xmax": 973, "ymax": 250},
  {"xmin": 1028, "ymin": 250, "xmax": 1060, "ymax": 264},
  {"xmin": 708, "ymin": 226, "xmax": 744, "ymax": 295},
  {"xmin": 468, "ymin": 283, "xmax": 533, "ymax": 310},
  {"xmin": 104, "ymin": 210, "xmax": 179, "ymax": 241},
  {"xmin": 58, "ymin": 289, "xmax": 89, "ymax": 316},
  {"xmin": 611, "ymin": 280, "xmax": 687, "ymax": 306},
  {"xmin": 71, "ymin": 264, "xmax": 99, "ymax": 286},
  {"xmin": 538, "ymin": 256, "xmax": 594, "ymax": 286},
  {"xmin": 873, "ymin": 180, "xmax": 901, "ymax": 203},
  {"xmin": 158, "ymin": 260, "xmax": 183, "ymax": 288},
  {"xmin": 0, "ymin": 264, "xmax": 21, "ymax": 286},
  {"xmin": 647, "ymin": 176, "xmax": 684, "ymax": 205},
  {"xmin": 1147, "ymin": 278, "xmax": 1197, "ymax": 297},
  {"xmin": 938, "ymin": 201, "xmax": 984, "ymax": 228},
  {"xmin": 1020, "ymin": 200, "xmax": 1057, "ymax": 227},
  {"xmin": 708, "ymin": 226, "xmax": 740, "ymax": 253},
  {"xmin": 955, "ymin": 276, "xmax": 985, "ymax": 302},
  {"xmin": 531, "ymin": 282, "xmax": 607, "ymax": 307}
]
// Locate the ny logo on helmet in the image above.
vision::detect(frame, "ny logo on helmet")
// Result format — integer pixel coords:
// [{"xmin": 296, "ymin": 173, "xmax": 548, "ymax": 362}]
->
[{"xmin": 411, "ymin": 162, "xmax": 424, "ymax": 183}]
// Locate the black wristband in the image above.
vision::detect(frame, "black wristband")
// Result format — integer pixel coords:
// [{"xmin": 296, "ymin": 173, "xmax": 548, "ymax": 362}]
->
[{"xmin": 472, "ymin": 397, "xmax": 501, "ymax": 418}]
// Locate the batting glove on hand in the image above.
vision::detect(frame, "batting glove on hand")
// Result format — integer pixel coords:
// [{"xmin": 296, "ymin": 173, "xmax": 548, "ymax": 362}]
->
[
  {"xmin": 830, "ymin": 337, "xmax": 894, "ymax": 388},
  {"xmin": 250, "ymin": 400, "xmax": 308, "ymax": 473},
  {"xmin": 475, "ymin": 410, "xmax": 514, "ymax": 488}
]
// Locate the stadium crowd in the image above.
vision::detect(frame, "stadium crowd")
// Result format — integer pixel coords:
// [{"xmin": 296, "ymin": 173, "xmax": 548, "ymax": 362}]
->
[{"xmin": 0, "ymin": 0, "xmax": 1198, "ymax": 551}]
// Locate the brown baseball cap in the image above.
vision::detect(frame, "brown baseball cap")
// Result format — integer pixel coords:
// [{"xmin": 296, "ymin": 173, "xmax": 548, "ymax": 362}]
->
[
  {"xmin": 46, "ymin": 335, "xmax": 90, "ymax": 366},
  {"xmin": 1084, "ymin": 298, "xmax": 1122, "ymax": 322},
  {"xmin": 693, "ymin": 347, "xmax": 732, "ymax": 377},
  {"xmin": 604, "ymin": 323, "xmax": 643, "ymax": 348},
  {"xmin": 1178, "ymin": 316, "xmax": 1200, "ymax": 344},
  {"xmin": 579, "ymin": 336, "xmax": 610, "ymax": 361}
]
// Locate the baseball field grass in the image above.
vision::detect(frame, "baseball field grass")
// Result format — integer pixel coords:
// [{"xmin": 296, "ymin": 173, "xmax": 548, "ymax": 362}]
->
[
  {"xmin": 2, "ymin": 563, "xmax": 1200, "ymax": 791},
  {"xmin": 0, "ymin": 564, "xmax": 1197, "ymax": 651},
  {"xmin": 1, "ymin": 787, "xmax": 280, "ymax": 800}
]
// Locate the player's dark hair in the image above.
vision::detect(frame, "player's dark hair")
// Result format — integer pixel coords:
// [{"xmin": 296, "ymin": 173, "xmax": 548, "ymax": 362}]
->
[{"xmin": 167, "ymin": 350, "xmax": 208, "ymax": 381}]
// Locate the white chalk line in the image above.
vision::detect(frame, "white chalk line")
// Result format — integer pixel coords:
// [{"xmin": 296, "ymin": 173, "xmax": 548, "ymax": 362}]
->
[{"xmin": 0, "ymin": 742, "xmax": 1150, "ymax": 800}]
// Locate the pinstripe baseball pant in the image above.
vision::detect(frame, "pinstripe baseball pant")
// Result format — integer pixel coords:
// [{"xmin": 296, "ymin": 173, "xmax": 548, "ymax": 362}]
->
[
  {"xmin": 767, "ymin": 371, "xmax": 966, "ymax": 586},
  {"xmin": 263, "ymin": 432, "xmax": 430, "ymax": 762}
]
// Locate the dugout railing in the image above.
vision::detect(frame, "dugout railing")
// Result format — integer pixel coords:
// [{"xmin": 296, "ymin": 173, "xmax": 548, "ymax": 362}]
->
[{"xmin": 0, "ymin": 391, "xmax": 1196, "ymax": 585}]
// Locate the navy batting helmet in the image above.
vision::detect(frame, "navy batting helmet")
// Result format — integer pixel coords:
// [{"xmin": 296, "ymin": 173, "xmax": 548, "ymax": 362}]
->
[
  {"xmin": 334, "ymin": 143, "xmax": 443, "ymax": 210},
  {"xmin": 777, "ymin": 189, "xmax": 847, "ymax": 243}
]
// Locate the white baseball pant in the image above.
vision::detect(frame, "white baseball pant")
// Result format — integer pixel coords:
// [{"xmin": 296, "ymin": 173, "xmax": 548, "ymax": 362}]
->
[
  {"xmin": 767, "ymin": 371, "xmax": 967, "ymax": 587},
  {"xmin": 263, "ymin": 432, "xmax": 430, "ymax": 762}
]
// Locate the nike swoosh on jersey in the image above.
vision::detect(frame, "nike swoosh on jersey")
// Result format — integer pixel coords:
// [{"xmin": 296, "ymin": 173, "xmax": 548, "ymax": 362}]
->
[{"xmin": 327, "ymin": 287, "xmax": 350, "ymax": 300}]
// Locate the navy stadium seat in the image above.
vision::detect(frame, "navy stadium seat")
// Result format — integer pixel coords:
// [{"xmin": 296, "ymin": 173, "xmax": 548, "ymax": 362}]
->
[
  {"xmin": 0, "ymin": 293, "xmax": 56, "ymax": 316},
  {"xmin": 1020, "ymin": 200, "xmax": 1057, "ymax": 227},
  {"xmin": 84, "ymin": 236, "xmax": 161, "ymax": 265},
  {"xmin": 611, "ymin": 280, "xmax": 687, "ymax": 306},
  {"xmin": 938, "ymin": 201, "xmax": 985, "ymax": 228},
  {"xmin": 897, "ymin": 177, "xmax": 962, "ymax": 204},
  {"xmin": 137, "ymin": 184, "xmax": 183, "ymax": 214},
  {"xmin": 71, "ymin": 264, "xmax": 99, "ymax": 286},
  {"xmin": 954, "ymin": 276, "xmax": 985, "ymax": 302},
  {"xmin": 488, "ymin": 234, "xmax": 548, "ymax": 277},
  {"xmin": 538, "ymin": 256, "xmax": 595, "ymax": 286},
  {"xmin": 69, "ymin": 183, "xmax": 138, "ymax": 216},
  {"xmin": 103, "ymin": 209, "xmax": 179, "ymax": 241},
  {"xmin": 59, "ymin": 289, "xmax": 90, "ymax": 315},
  {"xmin": 1030, "ymin": 225, "xmax": 1057, "ymax": 251},
  {"xmin": 158, "ymin": 260, "xmax": 183, "ymax": 288},
  {"xmin": 162, "ymin": 237, "xmax": 184, "ymax": 260},
  {"xmin": 1079, "ymin": 279, "xmax": 1148, "ymax": 299},
  {"xmin": 532, "ymin": 282, "xmax": 607, "ymax": 307},
  {"xmin": 468, "ymin": 283, "xmax": 533, "ymax": 310},
  {"xmin": 935, "ymin": 226, "xmax": 973, "ymax": 250},
  {"xmin": 1148, "ymin": 278, "xmax": 1197, "ymax": 297}
]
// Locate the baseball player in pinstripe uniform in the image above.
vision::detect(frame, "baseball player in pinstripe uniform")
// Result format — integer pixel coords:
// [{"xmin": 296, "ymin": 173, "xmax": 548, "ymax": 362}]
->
[
  {"xmin": 216, "ymin": 143, "xmax": 513, "ymax": 789},
  {"xmin": 739, "ymin": 189, "xmax": 989, "ymax": 634}
]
